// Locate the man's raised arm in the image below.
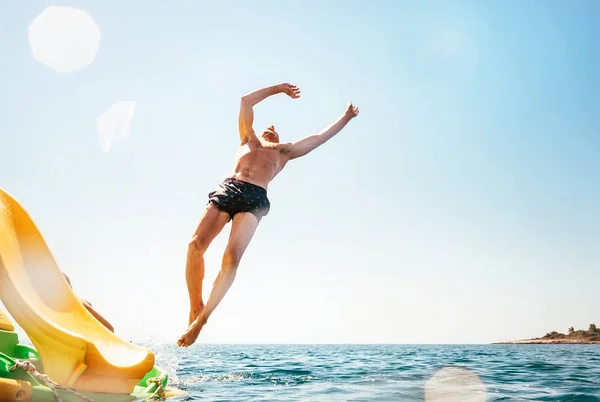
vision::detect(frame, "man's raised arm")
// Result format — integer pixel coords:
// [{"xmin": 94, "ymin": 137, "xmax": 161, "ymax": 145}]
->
[
  {"xmin": 239, "ymin": 83, "xmax": 301, "ymax": 144},
  {"xmin": 282, "ymin": 101, "xmax": 359, "ymax": 160}
]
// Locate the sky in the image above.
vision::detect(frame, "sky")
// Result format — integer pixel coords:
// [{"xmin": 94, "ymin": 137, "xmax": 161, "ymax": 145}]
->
[{"xmin": 0, "ymin": 0, "xmax": 599, "ymax": 345}]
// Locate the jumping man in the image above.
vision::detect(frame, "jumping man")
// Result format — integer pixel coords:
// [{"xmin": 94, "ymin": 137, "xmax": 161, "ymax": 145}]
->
[{"xmin": 177, "ymin": 83, "xmax": 359, "ymax": 347}]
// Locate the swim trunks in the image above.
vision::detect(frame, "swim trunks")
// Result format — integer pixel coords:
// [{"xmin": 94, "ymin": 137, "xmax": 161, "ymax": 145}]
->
[{"xmin": 207, "ymin": 177, "xmax": 270, "ymax": 220}]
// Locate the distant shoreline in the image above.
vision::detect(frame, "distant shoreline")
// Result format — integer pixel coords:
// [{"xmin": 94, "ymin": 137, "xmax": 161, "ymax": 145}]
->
[
  {"xmin": 494, "ymin": 324, "xmax": 600, "ymax": 344},
  {"xmin": 493, "ymin": 338, "xmax": 600, "ymax": 345}
]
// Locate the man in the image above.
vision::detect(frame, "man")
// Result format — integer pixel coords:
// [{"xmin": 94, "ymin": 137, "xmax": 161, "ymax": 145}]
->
[
  {"xmin": 176, "ymin": 83, "xmax": 359, "ymax": 347},
  {"xmin": 63, "ymin": 273, "xmax": 114, "ymax": 332}
]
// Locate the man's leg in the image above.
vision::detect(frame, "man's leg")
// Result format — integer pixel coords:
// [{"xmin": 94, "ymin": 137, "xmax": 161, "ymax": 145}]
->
[
  {"xmin": 186, "ymin": 203, "xmax": 231, "ymax": 325},
  {"xmin": 177, "ymin": 211, "xmax": 260, "ymax": 347}
]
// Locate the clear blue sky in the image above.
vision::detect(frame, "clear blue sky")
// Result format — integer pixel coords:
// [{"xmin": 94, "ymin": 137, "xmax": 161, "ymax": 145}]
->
[{"xmin": 1, "ymin": 0, "xmax": 598, "ymax": 344}]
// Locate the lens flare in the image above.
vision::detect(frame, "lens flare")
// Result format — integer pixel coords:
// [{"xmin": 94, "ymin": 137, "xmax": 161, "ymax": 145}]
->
[
  {"xmin": 424, "ymin": 366, "xmax": 486, "ymax": 402},
  {"xmin": 97, "ymin": 101, "xmax": 137, "ymax": 152},
  {"xmin": 28, "ymin": 6, "xmax": 101, "ymax": 73}
]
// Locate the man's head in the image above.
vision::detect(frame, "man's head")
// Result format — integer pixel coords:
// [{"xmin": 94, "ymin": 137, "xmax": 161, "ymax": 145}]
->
[
  {"xmin": 261, "ymin": 125, "xmax": 280, "ymax": 143},
  {"xmin": 63, "ymin": 272, "xmax": 72, "ymax": 288}
]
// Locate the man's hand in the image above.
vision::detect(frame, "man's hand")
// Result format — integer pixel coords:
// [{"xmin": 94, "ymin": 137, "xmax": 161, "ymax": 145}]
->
[
  {"xmin": 345, "ymin": 101, "xmax": 359, "ymax": 119},
  {"xmin": 239, "ymin": 83, "xmax": 300, "ymax": 144},
  {"xmin": 278, "ymin": 83, "xmax": 301, "ymax": 99}
]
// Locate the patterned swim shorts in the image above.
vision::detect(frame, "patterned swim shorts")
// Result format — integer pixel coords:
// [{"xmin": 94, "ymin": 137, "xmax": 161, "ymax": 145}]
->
[{"xmin": 207, "ymin": 177, "xmax": 271, "ymax": 220}]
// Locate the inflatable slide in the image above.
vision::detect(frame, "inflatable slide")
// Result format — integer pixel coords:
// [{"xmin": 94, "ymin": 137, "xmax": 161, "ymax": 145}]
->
[{"xmin": 0, "ymin": 187, "xmax": 182, "ymax": 400}]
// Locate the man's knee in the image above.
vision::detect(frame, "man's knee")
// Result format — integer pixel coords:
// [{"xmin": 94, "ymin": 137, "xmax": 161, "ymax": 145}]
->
[
  {"xmin": 188, "ymin": 234, "xmax": 211, "ymax": 254},
  {"xmin": 222, "ymin": 248, "xmax": 242, "ymax": 270}
]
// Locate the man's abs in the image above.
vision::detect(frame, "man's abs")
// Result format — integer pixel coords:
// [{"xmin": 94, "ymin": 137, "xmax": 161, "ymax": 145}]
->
[{"xmin": 228, "ymin": 144, "xmax": 284, "ymax": 189}]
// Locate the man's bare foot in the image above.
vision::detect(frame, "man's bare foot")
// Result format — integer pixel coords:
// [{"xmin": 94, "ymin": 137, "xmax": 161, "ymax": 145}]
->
[
  {"xmin": 177, "ymin": 316, "xmax": 208, "ymax": 347},
  {"xmin": 188, "ymin": 304, "xmax": 205, "ymax": 326}
]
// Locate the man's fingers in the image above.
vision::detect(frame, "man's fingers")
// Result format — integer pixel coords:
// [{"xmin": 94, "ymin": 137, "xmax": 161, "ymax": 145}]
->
[{"xmin": 282, "ymin": 83, "xmax": 301, "ymax": 98}]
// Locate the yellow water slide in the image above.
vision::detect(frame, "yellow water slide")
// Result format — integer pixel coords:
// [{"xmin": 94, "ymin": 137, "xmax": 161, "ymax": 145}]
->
[{"xmin": 0, "ymin": 187, "xmax": 154, "ymax": 394}]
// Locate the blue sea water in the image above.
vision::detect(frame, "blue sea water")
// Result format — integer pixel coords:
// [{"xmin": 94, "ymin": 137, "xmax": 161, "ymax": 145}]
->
[{"xmin": 146, "ymin": 343, "xmax": 600, "ymax": 401}]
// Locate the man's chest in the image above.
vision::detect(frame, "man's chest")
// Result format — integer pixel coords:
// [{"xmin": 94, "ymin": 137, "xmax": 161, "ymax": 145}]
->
[{"xmin": 237, "ymin": 144, "xmax": 282, "ymax": 168}]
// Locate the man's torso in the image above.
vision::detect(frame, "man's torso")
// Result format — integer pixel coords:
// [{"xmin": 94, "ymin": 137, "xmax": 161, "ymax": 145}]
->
[{"xmin": 228, "ymin": 137, "xmax": 290, "ymax": 190}]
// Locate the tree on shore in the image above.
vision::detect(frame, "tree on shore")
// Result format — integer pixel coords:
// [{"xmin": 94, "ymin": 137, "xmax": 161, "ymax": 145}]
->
[{"xmin": 544, "ymin": 324, "xmax": 598, "ymax": 339}]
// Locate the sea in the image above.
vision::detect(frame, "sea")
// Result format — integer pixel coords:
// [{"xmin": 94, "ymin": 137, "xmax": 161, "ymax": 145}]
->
[{"xmin": 146, "ymin": 343, "xmax": 600, "ymax": 401}]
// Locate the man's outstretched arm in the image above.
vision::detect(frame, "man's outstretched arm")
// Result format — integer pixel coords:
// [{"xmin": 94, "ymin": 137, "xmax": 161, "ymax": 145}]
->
[
  {"xmin": 283, "ymin": 101, "xmax": 359, "ymax": 160},
  {"xmin": 239, "ymin": 83, "xmax": 301, "ymax": 144}
]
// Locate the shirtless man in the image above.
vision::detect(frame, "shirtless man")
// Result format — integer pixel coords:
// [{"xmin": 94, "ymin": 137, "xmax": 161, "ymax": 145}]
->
[{"xmin": 176, "ymin": 83, "xmax": 359, "ymax": 347}]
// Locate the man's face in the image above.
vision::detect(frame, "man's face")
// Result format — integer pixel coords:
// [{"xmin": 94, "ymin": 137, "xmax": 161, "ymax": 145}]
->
[
  {"xmin": 63, "ymin": 273, "xmax": 72, "ymax": 288},
  {"xmin": 261, "ymin": 125, "xmax": 280, "ymax": 143}
]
